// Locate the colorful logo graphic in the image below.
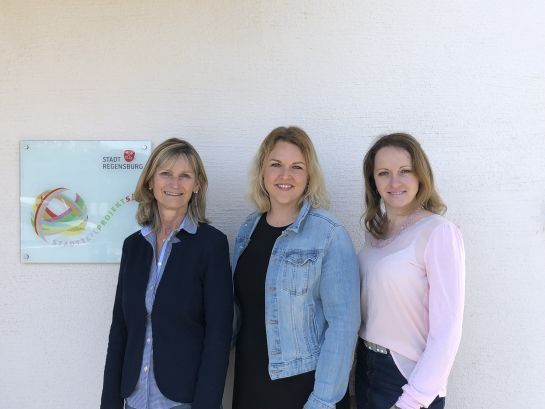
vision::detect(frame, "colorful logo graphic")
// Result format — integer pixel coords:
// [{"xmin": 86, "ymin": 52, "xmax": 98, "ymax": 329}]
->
[
  {"xmin": 124, "ymin": 150, "xmax": 135, "ymax": 162},
  {"xmin": 31, "ymin": 187, "xmax": 88, "ymax": 242}
]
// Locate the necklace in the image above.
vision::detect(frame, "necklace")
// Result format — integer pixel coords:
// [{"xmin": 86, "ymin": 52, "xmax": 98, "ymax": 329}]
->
[
  {"xmin": 158, "ymin": 217, "xmax": 184, "ymax": 243},
  {"xmin": 367, "ymin": 209, "xmax": 429, "ymax": 248},
  {"xmin": 388, "ymin": 209, "xmax": 423, "ymax": 236},
  {"xmin": 160, "ymin": 229, "xmax": 175, "ymax": 242}
]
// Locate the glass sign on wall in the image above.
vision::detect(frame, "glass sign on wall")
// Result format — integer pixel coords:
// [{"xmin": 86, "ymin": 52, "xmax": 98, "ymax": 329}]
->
[{"xmin": 20, "ymin": 140, "xmax": 151, "ymax": 263}]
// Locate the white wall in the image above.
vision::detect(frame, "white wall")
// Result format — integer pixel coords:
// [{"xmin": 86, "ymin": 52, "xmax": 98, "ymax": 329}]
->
[{"xmin": 1, "ymin": 1, "xmax": 544, "ymax": 408}]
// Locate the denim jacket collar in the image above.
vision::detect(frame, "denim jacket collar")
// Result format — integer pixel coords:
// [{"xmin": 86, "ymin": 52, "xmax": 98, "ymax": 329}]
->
[
  {"xmin": 285, "ymin": 199, "xmax": 311, "ymax": 233},
  {"xmin": 238, "ymin": 199, "xmax": 311, "ymax": 245}
]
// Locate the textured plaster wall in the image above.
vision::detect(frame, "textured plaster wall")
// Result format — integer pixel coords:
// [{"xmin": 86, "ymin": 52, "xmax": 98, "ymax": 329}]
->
[{"xmin": 1, "ymin": 1, "xmax": 544, "ymax": 408}]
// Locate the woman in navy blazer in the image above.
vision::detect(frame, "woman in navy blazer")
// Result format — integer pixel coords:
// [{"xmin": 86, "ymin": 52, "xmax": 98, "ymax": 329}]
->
[{"xmin": 101, "ymin": 138, "xmax": 233, "ymax": 409}]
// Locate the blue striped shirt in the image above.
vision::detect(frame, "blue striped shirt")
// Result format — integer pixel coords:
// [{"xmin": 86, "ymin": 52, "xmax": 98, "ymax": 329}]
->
[{"xmin": 126, "ymin": 217, "xmax": 197, "ymax": 409}]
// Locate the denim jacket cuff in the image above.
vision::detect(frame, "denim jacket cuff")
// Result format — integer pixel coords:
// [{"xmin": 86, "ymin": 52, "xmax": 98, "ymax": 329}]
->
[{"xmin": 304, "ymin": 392, "xmax": 336, "ymax": 409}]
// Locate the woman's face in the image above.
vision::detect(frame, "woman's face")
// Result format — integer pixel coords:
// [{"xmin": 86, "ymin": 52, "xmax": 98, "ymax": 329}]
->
[
  {"xmin": 373, "ymin": 146, "xmax": 419, "ymax": 215},
  {"xmin": 263, "ymin": 141, "xmax": 309, "ymax": 213},
  {"xmin": 150, "ymin": 155, "xmax": 198, "ymax": 217}
]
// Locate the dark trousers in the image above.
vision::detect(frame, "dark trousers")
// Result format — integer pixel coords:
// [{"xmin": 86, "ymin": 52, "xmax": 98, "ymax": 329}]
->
[{"xmin": 355, "ymin": 339, "xmax": 445, "ymax": 409}]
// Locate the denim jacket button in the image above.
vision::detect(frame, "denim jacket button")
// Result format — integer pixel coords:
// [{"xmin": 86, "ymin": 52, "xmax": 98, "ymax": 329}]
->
[{"xmin": 268, "ymin": 319, "xmax": 278, "ymax": 324}]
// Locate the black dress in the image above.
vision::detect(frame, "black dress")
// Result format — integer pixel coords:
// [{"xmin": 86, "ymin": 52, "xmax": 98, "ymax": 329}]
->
[{"xmin": 232, "ymin": 214, "xmax": 349, "ymax": 409}]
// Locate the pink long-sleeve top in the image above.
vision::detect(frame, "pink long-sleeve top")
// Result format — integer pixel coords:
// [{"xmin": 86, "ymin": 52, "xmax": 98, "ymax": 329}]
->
[{"xmin": 358, "ymin": 214, "xmax": 465, "ymax": 409}]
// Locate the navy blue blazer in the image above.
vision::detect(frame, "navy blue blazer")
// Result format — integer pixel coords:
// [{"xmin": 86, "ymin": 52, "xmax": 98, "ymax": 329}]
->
[{"xmin": 100, "ymin": 223, "xmax": 233, "ymax": 409}]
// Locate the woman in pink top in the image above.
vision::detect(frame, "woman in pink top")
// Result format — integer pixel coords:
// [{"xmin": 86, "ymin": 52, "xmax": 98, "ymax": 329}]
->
[{"xmin": 355, "ymin": 133, "xmax": 465, "ymax": 409}]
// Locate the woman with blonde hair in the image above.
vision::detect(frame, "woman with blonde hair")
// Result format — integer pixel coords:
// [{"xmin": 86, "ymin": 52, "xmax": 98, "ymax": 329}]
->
[
  {"xmin": 232, "ymin": 126, "xmax": 360, "ymax": 409},
  {"xmin": 356, "ymin": 133, "xmax": 465, "ymax": 409},
  {"xmin": 101, "ymin": 138, "xmax": 233, "ymax": 409}
]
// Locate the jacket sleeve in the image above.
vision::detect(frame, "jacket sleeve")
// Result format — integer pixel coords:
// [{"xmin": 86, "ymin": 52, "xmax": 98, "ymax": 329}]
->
[
  {"xmin": 100, "ymin": 239, "xmax": 129, "ymax": 409},
  {"xmin": 396, "ymin": 222, "xmax": 465, "ymax": 409},
  {"xmin": 192, "ymin": 232, "xmax": 234, "ymax": 409},
  {"xmin": 305, "ymin": 226, "xmax": 361, "ymax": 409}
]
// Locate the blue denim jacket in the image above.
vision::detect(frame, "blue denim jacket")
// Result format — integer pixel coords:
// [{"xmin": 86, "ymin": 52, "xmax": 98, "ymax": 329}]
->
[{"xmin": 233, "ymin": 201, "xmax": 360, "ymax": 409}]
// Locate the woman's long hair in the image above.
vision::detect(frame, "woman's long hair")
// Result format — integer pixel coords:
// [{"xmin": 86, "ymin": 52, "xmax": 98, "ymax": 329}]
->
[
  {"xmin": 134, "ymin": 138, "xmax": 209, "ymax": 230},
  {"xmin": 362, "ymin": 133, "xmax": 446, "ymax": 239}
]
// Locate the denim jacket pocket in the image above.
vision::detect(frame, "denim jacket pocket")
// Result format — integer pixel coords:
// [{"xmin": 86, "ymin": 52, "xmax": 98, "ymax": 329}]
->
[{"xmin": 280, "ymin": 250, "xmax": 318, "ymax": 295}]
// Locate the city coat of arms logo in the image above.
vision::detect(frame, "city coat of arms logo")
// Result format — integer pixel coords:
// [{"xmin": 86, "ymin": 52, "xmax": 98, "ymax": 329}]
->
[{"xmin": 124, "ymin": 150, "xmax": 135, "ymax": 162}]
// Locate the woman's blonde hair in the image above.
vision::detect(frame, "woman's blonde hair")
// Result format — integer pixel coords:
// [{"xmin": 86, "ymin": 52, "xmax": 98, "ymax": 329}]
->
[
  {"xmin": 134, "ymin": 138, "xmax": 209, "ymax": 230},
  {"xmin": 362, "ymin": 132, "xmax": 446, "ymax": 239},
  {"xmin": 248, "ymin": 126, "xmax": 330, "ymax": 212}
]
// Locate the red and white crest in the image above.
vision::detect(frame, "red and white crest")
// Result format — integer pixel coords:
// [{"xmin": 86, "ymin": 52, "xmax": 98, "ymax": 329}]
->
[{"xmin": 124, "ymin": 150, "xmax": 135, "ymax": 162}]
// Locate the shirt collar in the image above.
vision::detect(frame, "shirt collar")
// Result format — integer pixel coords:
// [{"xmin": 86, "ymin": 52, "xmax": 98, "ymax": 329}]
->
[
  {"xmin": 141, "ymin": 215, "xmax": 198, "ymax": 237},
  {"xmin": 181, "ymin": 216, "xmax": 198, "ymax": 234}
]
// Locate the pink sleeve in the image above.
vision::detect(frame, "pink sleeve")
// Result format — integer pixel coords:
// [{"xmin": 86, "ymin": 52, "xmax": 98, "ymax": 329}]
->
[{"xmin": 396, "ymin": 222, "xmax": 465, "ymax": 409}]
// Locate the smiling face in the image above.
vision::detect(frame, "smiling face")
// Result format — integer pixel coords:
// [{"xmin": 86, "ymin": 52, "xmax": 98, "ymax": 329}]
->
[
  {"xmin": 150, "ymin": 154, "xmax": 198, "ymax": 219},
  {"xmin": 373, "ymin": 146, "xmax": 420, "ymax": 215},
  {"xmin": 263, "ymin": 140, "xmax": 309, "ymax": 214}
]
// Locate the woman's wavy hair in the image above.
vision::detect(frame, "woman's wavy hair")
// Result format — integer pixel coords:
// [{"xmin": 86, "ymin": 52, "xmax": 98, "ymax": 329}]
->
[
  {"xmin": 134, "ymin": 138, "xmax": 209, "ymax": 230},
  {"xmin": 248, "ymin": 126, "xmax": 330, "ymax": 212},
  {"xmin": 362, "ymin": 132, "xmax": 446, "ymax": 239}
]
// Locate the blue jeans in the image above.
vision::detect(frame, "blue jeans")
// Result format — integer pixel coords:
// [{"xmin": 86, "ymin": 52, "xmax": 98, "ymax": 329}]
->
[{"xmin": 355, "ymin": 339, "xmax": 445, "ymax": 409}]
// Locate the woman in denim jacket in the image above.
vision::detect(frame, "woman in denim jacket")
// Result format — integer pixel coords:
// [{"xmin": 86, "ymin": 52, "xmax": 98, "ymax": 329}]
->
[{"xmin": 231, "ymin": 126, "xmax": 360, "ymax": 409}]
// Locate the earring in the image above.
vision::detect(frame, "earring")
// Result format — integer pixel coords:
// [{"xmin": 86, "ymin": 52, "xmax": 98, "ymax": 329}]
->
[{"xmin": 148, "ymin": 186, "xmax": 152, "ymax": 191}]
